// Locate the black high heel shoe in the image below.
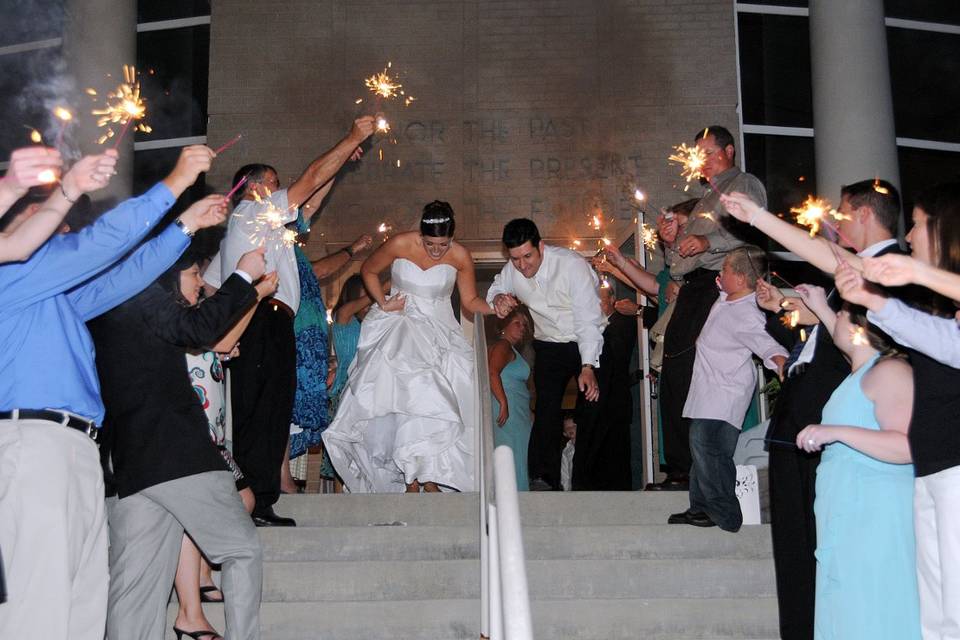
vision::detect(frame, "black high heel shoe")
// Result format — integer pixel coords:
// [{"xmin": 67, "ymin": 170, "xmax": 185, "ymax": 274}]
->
[{"xmin": 173, "ymin": 627, "xmax": 223, "ymax": 640}]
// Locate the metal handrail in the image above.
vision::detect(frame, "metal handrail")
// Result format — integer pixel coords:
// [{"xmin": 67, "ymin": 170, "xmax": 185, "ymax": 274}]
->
[{"xmin": 475, "ymin": 312, "xmax": 533, "ymax": 640}]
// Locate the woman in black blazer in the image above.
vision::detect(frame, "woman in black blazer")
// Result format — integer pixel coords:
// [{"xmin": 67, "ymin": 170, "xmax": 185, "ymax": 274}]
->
[{"xmin": 91, "ymin": 245, "xmax": 274, "ymax": 640}]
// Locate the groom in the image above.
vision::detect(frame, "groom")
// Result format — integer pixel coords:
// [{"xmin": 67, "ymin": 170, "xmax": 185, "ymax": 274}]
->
[{"xmin": 488, "ymin": 218, "xmax": 606, "ymax": 491}]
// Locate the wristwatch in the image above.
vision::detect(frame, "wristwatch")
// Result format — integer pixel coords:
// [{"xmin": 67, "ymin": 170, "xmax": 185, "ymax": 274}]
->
[
  {"xmin": 174, "ymin": 217, "xmax": 195, "ymax": 237},
  {"xmin": 581, "ymin": 364, "xmax": 595, "ymax": 370}
]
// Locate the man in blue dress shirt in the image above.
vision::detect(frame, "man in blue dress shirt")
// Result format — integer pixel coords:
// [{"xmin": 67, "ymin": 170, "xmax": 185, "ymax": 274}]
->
[{"xmin": 0, "ymin": 145, "xmax": 227, "ymax": 640}]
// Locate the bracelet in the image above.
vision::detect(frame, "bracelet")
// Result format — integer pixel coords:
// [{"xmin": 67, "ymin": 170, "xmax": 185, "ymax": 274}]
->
[
  {"xmin": 748, "ymin": 209, "xmax": 762, "ymax": 227},
  {"xmin": 60, "ymin": 182, "xmax": 77, "ymax": 203},
  {"xmin": 343, "ymin": 245, "xmax": 355, "ymax": 258}
]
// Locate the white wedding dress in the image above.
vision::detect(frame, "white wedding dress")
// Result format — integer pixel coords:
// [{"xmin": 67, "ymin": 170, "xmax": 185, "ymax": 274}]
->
[{"xmin": 322, "ymin": 258, "xmax": 476, "ymax": 492}]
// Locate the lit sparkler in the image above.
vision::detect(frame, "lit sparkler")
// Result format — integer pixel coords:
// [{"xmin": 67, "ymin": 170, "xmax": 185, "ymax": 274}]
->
[
  {"xmin": 872, "ymin": 178, "xmax": 889, "ymax": 195},
  {"xmin": 365, "ymin": 65, "xmax": 402, "ymax": 100},
  {"xmin": 28, "ymin": 128, "xmax": 43, "ymax": 144},
  {"xmin": 92, "ymin": 65, "xmax": 152, "ymax": 148},
  {"xmin": 376, "ymin": 117, "xmax": 391, "ymax": 133},
  {"xmin": 780, "ymin": 309, "xmax": 800, "ymax": 329},
  {"xmin": 37, "ymin": 169, "xmax": 57, "ymax": 184},
  {"xmin": 850, "ymin": 326, "xmax": 868, "ymax": 346},
  {"xmin": 53, "ymin": 106, "xmax": 73, "ymax": 148},
  {"xmin": 640, "ymin": 224, "xmax": 659, "ymax": 252},
  {"xmin": 669, "ymin": 143, "xmax": 707, "ymax": 184},
  {"xmin": 377, "ymin": 222, "xmax": 393, "ymax": 234},
  {"xmin": 281, "ymin": 228, "xmax": 299, "ymax": 248},
  {"xmin": 790, "ymin": 195, "xmax": 860, "ymax": 251}
]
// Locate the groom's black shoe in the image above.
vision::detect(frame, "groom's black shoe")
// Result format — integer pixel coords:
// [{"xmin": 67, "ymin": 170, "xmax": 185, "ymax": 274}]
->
[{"xmin": 252, "ymin": 506, "xmax": 296, "ymax": 527}]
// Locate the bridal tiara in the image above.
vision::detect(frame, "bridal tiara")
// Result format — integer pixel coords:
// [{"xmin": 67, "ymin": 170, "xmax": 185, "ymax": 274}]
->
[{"xmin": 422, "ymin": 216, "xmax": 451, "ymax": 224}]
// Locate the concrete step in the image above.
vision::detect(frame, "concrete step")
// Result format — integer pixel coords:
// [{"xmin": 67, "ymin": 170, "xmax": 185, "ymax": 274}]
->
[
  {"xmin": 274, "ymin": 491, "xmax": 693, "ymax": 527},
  {"xmin": 254, "ymin": 558, "xmax": 775, "ymax": 602},
  {"xmin": 167, "ymin": 597, "xmax": 779, "ymax": 639},
  {"xmin": 259, "ymin": 523, "xmax": 771, "ymax": 561}
]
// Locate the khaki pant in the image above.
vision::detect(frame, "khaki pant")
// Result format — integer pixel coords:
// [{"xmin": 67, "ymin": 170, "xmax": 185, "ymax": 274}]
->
[{"xmin": 0, "ymin": 419, "xmax": 108, "ymax": 640}]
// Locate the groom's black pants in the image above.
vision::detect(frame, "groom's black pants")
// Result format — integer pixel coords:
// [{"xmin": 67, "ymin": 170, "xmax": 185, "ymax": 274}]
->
[{"xmin": 530, "ymin": 340, "xmax": 599, "ymax": 489}]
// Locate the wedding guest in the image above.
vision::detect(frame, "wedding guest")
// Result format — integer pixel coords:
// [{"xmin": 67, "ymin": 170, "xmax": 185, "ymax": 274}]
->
[
  {"xmin": 488, "ymin": 305, "xmax": 535, "ymax": 491},
  {"xmin": 488, "ymin": 218, "xmax": 605, "ymax": 491},
  {"xmin": 0, "ymin": 146, "xmax": 214, "ymax": 640}
]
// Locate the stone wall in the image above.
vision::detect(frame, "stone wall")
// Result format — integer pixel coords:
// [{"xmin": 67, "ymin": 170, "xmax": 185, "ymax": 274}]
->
[{"xmin": 207, "ymin": 0, "xmax": 739, "ymax": 258}]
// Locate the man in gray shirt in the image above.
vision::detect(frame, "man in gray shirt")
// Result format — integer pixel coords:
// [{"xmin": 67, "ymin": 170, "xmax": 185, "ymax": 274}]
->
[{"xmin": 652, "ymin": 125, "xmax": 767, "ymax": 492}]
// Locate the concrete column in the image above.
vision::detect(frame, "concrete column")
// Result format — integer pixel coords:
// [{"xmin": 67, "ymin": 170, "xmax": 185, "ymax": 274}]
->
[
  {"xmin": 809, "ymin": 1, "xmax": 900, "ymax": 214},
  {"xmin": 62, "ymin": 0, "xmax": 136, "ymax": 204}
]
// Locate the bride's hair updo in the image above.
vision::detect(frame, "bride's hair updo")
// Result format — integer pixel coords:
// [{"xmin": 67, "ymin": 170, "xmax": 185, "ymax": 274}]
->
[{"xmin": 420, "ymin": 200, "xmax": 456, "ymax": 238}]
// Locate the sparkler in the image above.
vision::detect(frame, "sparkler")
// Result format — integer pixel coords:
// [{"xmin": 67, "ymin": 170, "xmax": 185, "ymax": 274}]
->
[
  {"xmin": 640, "ymin": 224, "xmax": 659, "ymax": 253},
  {"xmin": 850, "ymin": 326, "xmax": 868, "ymax": 346},
  {"xmin": 37, "ymin": 169, "xmax": 57, "ymax": 184},
  {"xmin": 668, "ymin": 143, "xmax": 720, "ymax": 192},
  {"xmin": 770, "ymin": 271, "xmax": 798, "ymax": 290},
  {"xmin": 790, "ymin": 195, "xmax": 861, "ymax": 252},
  {"xmin": 376, "ymin": 117, "xmax": 391, "ymax": 133},
  {"xmin": 92, "ymin": 65, "xmax": 152, "ymax": 148},
  {"xmin": 224, "ymin": 174, "xmax": 250, "ymax": 202},
  {"xmin": 214, "ymin": 134, "xmax": 243, "ymax": 155},
  {"xmin": 53, "ymin": 107, "xmax": 72, "ymax": 149},
  {"xmin": 872, "ymin": 178, "xmax": 889, "ymax": 195},
  {"xmin": 28, "ymin": 128, "xmax": 43, "ymax": 144}
]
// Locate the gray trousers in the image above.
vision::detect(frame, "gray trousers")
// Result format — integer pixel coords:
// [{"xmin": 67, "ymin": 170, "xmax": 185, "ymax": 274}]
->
[{"xmin": 106, "ymin": 471, "xmax": 262, "ymax": 640}]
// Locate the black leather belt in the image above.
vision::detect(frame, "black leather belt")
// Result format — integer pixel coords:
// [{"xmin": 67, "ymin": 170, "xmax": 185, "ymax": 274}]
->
[{"xmin": 0, "ymin": 409, "xmax": 99, "ymax": 442}]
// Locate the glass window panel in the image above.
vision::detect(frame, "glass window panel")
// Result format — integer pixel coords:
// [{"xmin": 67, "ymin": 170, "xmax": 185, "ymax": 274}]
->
[
  {"xmin": 737, "ymin": 13, "xmax": 813, "ymax": 128},
  {"xmin": 0, "ymin": 46, "xmax": 64, "ymax": 159},
  {"xmin": 887, "ymin": 28, "xmax": 960, "ymax": 143},
  {"xmin": 744, "ymin": 133, "xmax": 817, "ymax": 217},
  {"xmin": 138, "ymin": 0, "xmax": 211, "ymax": 23},
  {"xmin": 135, "ymin": 26, "xmax": 209, "ymax": 140},
  {"xmin": 884, "ymin": 1, "xmax": 960, "ymax": 26},
  {"xmin": 897, "ymin": 147, "xmax": 960, "ymax": 215},
  {"xmin": 0, "ymin": 0, "xmax": 63, "ymax": 47},
  {"xmin": 737, "ymin": 1, "xmax": 808, "ymax": 7}
]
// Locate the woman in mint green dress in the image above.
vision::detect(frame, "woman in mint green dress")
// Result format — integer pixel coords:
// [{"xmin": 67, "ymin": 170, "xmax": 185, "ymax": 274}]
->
[
  {"xmin": 794, "ymin": 293, "xmax": 920, "ymax": 640},
  {"xmin": 488, "ymin": 306, "xmax": 534, "ymax": 491}
]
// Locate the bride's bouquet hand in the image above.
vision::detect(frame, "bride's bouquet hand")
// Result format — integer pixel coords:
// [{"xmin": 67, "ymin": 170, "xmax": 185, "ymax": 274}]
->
[{"xmin": 381, "ymin": 295, "xmax": 406, "ymax": 312}]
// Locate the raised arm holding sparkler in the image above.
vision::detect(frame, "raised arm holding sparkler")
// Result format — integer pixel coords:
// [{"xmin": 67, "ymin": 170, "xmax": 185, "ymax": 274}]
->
[
  {"xmin": 0, "ymin": 146, "xmax": 64, "ymax": 215},
  {"xmin": 0, "ymin": 150, "xmax": 118, "ymax": 263},
  {"xmin": 285, "ymin": 116, "xmax": 375, "ymax": 207},
  {"xmin": 720, "ymin": 192, "xmax": 862, "ymax": 273}
]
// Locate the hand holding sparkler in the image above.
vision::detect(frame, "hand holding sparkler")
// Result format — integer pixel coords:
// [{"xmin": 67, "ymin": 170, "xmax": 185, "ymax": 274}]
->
[
  {"xmin": 793, "ymin": 284, "xmax": 832, "ymax": 323},
  {"xmin": 237, "ymin": 247, "xmax": 268, "ymax": 282},
  {"xmin": 255, "ymin": 271, "xmax": 279, "ymax": 300},
  {"xmin": 861, "ymin": 254, "xmax": 922, "ymax": 288},
  {"xmin": 59, "ymin": 150, "xmax": 120, "ymax": 200},
  {"xmin": 834, "ymin": 261, "xmax": 887, "ymax": 312},
  {"xmin": 1, "ymin": 147, "xmax": 64, "ymax": 199},
  {"xmin": 178, "ymin": 193, "xmax": 230, "ymax": 235},
  {"xmin": 602, "ymin": 243, "xmax": 627, "ymax": 269},
  {"xmin": 755, "ymin": 279, "xmax": 786, "ymax": 313},
  {"xmin": 349, "ymin": 116, "xmax": 377, "ymax": 145},
  {"xmin": 718, "ymin": 191, "xmax": 764, "ymax": 225},
  {"xmin": 795, "ymin": 424, "xmax": 839, "ymax": 453},
  {"xmin": 350, "ymin": 234, "xmax": 374, "ymax": 256},
  {"xmin": 163, "ymin": 146, "xmax": 216, "ymax": 197}
]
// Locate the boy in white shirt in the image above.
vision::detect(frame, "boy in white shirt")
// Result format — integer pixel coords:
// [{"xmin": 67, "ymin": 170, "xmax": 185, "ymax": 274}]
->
[{"xmin": 668, "ymin": 246, "xmax": 787, "ymax": 531}]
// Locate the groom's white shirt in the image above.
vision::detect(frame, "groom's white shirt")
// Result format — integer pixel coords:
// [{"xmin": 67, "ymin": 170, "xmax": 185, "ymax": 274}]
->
[{"xmin": 487, "ymin": 245, "xmax": 606, "ymax": 367}]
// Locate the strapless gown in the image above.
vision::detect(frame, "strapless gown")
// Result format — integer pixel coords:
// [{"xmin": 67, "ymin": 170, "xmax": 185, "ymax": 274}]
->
[{"xmin": 322, "ymin": 258, "xmax": 475, "ymax": 492}]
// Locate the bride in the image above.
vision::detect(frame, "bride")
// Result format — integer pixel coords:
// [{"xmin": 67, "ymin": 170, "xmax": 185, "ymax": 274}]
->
[{"xmin": 322, "ymin": 201, "xmax": 494, "ymax": 492}]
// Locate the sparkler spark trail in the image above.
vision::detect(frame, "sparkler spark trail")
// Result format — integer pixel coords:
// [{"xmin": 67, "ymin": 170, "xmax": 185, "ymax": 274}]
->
[
  {"xmin": 365, "ymin": 67, "xmax": 402, "ymax": 100},
  {"xmin": 669, "ymin": 143, "xmax": 706, "ymax": 184},
  {"xmin": 641, "ymin": 224, "xmax": 659, "ymax": 252},
  {"xmin": 53, "ymin": 107, "xmax": 73, "ymax": 148},
  {"xmin": 92, "ymin": 65, "xmax": 152, "ymax": 147}
]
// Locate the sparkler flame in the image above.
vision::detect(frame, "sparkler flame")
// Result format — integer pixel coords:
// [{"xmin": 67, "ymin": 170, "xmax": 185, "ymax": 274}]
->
[
  {"xmin": 29, "ymin": 129, "xmax": 42, "ymax": 144},
  {"xmin": 641, "ymin": 224, "xmax": 659, "ymax": 252},
  {"xmin": 37, "ymin": 169, "xmax": 57, "ymax": 183},
  {"xmin": 850, "ymin": 326, "xmax": 868, "ymax": 346},
  {"xmin": 634, "ymin": 189, "xmax": 645, "ymax": 202},
  {"xmin": 92, "ymin": 65, "xmax": 152, "ymax": 145},
  {"xmin": 873, "ymin": 178, "xmax": 889, "ymax": 195},
  {"xmin": 365, "ymin": 66, "xmax": 402, "ymax": 99},
  {"xmin": 377, "ymin": 222, "xmax": 392, "ymax": 234},
  {"xmin": 668, "ymin": 143, "xmax": 708, "ymax": 183},
  {"xmin": 376, "ymin": 117, "xmax": 391, "ymax": 133},
  {"xmin": 790, "ymin": 195, "xmax": 848, "ymax": 237},
  {"xmin": 53, "ymin": 107, "xmax": 73, "ymax": 122}
]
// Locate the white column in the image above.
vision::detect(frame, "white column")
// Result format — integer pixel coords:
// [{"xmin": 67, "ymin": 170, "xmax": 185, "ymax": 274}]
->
[{"xmin": 809, "ymin": 1, "xmax": 899, "ymax": 214}]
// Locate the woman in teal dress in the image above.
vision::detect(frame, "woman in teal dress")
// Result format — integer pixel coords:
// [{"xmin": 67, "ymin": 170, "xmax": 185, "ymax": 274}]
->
[
  {"xmin": 794, "ymin": 293, "xmax": 920, "ymax": 640},
  {"xmin": 488, "ymin": 305, "xmax": 535, "ymax": 491},
  {"xmin": 329, "ymin": 275, "xmax": 375, "ymax": 409}
]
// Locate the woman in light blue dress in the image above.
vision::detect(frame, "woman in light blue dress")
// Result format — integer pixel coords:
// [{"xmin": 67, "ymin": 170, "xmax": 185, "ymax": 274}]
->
[
  {"xmin": 794, "ymin": 294, "xmax": 920, "ymax": 640},
  {"xmin": 488, "ymin": 305, "xmax": 535, "ymax": 491}
]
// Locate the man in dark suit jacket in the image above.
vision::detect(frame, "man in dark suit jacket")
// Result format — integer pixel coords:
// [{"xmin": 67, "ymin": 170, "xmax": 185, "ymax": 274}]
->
[
  {"xmin": 754, "ymin": 179, "xmax": 910, "ymax": 640},
  {"xmin": 573, "ymin": 285, "xmax": 638, "ymax": 490},
  {"xmin": 90, "ymin": 246, "xmax": 267, "ymax": 640}
]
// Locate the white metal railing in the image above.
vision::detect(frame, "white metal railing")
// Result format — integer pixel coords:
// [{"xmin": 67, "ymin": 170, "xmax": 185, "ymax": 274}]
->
[{"xmin": 475, "ymin": 312, "xmax": 533, "ymax": 640}]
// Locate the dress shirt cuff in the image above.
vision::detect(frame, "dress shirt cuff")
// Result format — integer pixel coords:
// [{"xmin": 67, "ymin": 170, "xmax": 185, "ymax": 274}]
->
[
  {"xmin": 866, "ymin": 297, "xmax": 895, "ymax": 325},
  {"xmin": 234, "ymin": 270, "xmax": 253, "ymax": 284},
  {"xmin": 761, "ymin": 347, "xmax": 790, "ymax": 372},
  {"xmin": 578, "ymin": 342, "xmax": 602, "ymax": 368}
]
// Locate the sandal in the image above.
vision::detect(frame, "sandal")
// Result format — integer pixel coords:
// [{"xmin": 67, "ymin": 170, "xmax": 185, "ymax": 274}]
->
[
  {"xmin": 199, "ymin": 585, "xmax": 224, "ymax": 603},
  {"xmin": 173, "ymin": 626, "xmax": 223, "ymax": 640}
]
